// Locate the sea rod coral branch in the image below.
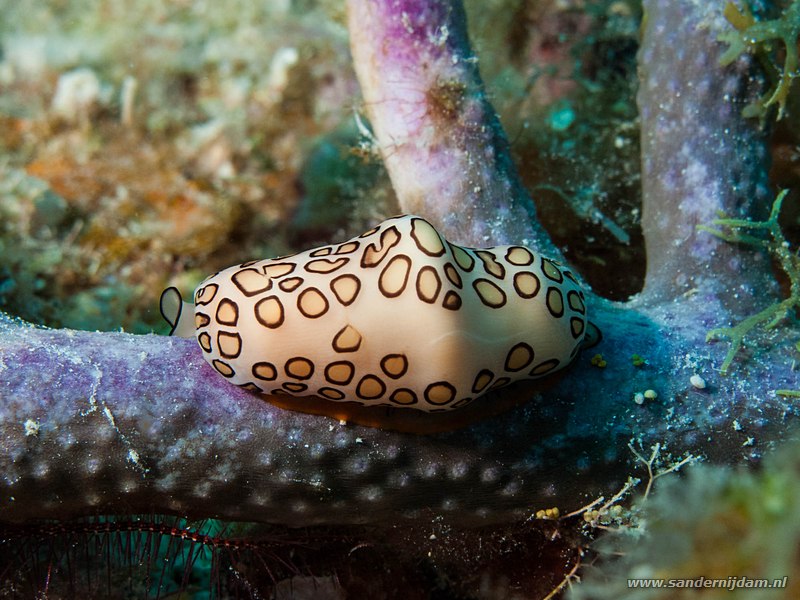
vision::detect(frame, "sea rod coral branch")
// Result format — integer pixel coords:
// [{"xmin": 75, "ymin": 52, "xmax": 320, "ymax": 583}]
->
[
  {"xmin": 347, "ymin": 0, "xmax": 557, "ymax": 254},
  {"xmin": 0, "ymin": 309, "xmax": 665, "ymax": 526},
  {"xmin": 637, "ymin": 0, "xmax": 776, "ymax": 306}
]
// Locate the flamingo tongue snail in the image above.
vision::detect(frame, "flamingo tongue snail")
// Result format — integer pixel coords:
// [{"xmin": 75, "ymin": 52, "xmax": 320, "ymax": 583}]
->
[{"xmin": 161, "ymin": 215, "xmax": 600, "ymax": 433}]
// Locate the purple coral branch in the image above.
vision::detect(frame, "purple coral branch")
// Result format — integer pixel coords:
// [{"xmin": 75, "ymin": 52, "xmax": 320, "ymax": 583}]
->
[
  {"xmin": 1, "ymin": 0, "xmax": 798, "ymax": 531},
  {"xmin": 347, "ymin": 0, "xmax": 558, "ymax": 254},
  {"xmin": 2, "ymin": 316, "xmax": 544, "ymax": 526},
  {"xmin": 638, "ymin": 0, "xmax": 776, "ymax": 307}
]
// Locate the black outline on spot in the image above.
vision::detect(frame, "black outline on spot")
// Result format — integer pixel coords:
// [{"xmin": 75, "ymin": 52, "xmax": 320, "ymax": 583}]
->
[
  {"xmin": 546, "ymin": 286, "xmax": 564, "ymax": 318},
  {"xmin": 567, "ymin": 290, "xmax": 585, "ymax": 314},
  {"xmin": 570, "ymin": 317, "xmax": 585, "ymax": 339},
  {"xmin": 215, "ymin": 298, "xmax": 239, "ymax": 326},
  {"xmin": 239, "ymin": 260, "xmax": 259, "ymax": 268},
  {"xmin": 310, "ymin": 246, "xmax": 333, "ymax": 257},
  {"xmin": 471, "ymin": 369, "xmax": 494, "ymax": 393},
  {"xmin": 297, "ymin": 287, "xmax": 329, "ymax": 319},
  {"xmin": 358, "ymin": 225, "xmax": 380, "ymax": 238},
  {"xmin": 195, "ymin": 283, "xmax": 219, "ymax": 306},
  {"xmin": 504, "ymin": 342, "xmax": 534, "ymax": 372},
  {"xmin": 451, "ymin": 397, "xmax": 473, "ymax": 409},
  {"xmin": 378, "ymin": 254, "xmax": 412, "ymax": 298},
  {"xmin": 304, "ymin": 257, "xmax": 349, "ymax": 274},
  {"xmin": 360, "ymin": 226, "xmax": 401, "ymax": 268},
  {"xmin": 319, "ymin": 386, "xmax": 346, "ymax": 400},
  {"xmin": 330, "ymin": 274, "xmax": 361, "ymax": 306},
  {"xmin": 335, "ymin": 241, "xmax": 360, "ymax": 255},
  {"xmin": 332, "ymin": 325, "xmax": 362, "ymax": 353},
  {"xmin": 263, "ymin": 262, "xmax": 296, "ymax": 279},
  {"xmin": 356, "ymin": 375, "xmax": 386, "ymax": 400},
  {"xmin": 530, "ymin": 358, "xmax": 560, "ymax": 376},
  {"xmin": 449, "ymin": 243, "xmax": 475, "ymax": 271},
  {"xmin": 489, "ymin": 376, "xmax": 511, "ymax": 390},
  {"xmin": 278, "ymin": 277, "xmax": 304, "ymax": 292},
  {"xmin": 239, "ymin": 382, "xmax": 263, "ymax": 393},
  {"xmin": 505, "ymin": 246, "xmax": 534, "ymax": 266},
  {"xmin": 252, "ymin": 361, "xmax": 278, "ymax": 381},
  {"xmin": 443, "ymin": 263, "xmax": 462, "ymax": 288},
  {"xmin": 390, "ymin": 388, "xmax": 418, "ymax": 405},
  {"xmin": 476, "ymin": 250, "xmax": 505, "ymax": 279},
  {"xmin": 380, "ymin": 354, "xmax": 408, "ymax": 379},
  {"xmin": 472, "ymin": 278, "xmax": 507, "ymax": 308},
  {"xmin": 283, "ymin": 382, "xmax": 308, "ymax": 393},
  {"xmin": 198, "ymin": 331, "xmax": 212, "ymax": 353},
  {"xmin": 424, "ymin": 381, "xmax": 457, "ymax": 405},
  {"xmin": 195, "ymin": 312, "xmax": 211, "ymax": 329},
  {"xmin": 581, "ymin": 322, "xmax": 602, "ymax": 349},
  {"xmin": 416, "ymin": 265, "xmax": 441, "ymax": 303},
  {"xmin": 254, "ymin": 296, "xmax": 285, "ymax": 328},
  {"xmin": 217, "ymin": 331, "xmax": 242, "ymax": 359},
  {"xmin": 513, "ymin": 271, "xmax": 540, "ymax": 299},
  {"xmin": 285, "ymin": 357, "xmax": 315, "ymax": 380},
  {"xmin": 232, "ymin": 268, "xmax": 272, "ymax": 297},
  {"xmin": 212, "ymin": 359, "xmax": 235, "ymax": 378},
  {"xmin": 541, "ymin": 257, "xmax": 563, "ymax": 283},
  {"xmin": 325, "ymin": 361, "xmax": 355, "ymax": 385},
  {"xmin": 410, "ymin": 217, "xmax": 445, "ymax": 257},
  {"xmin": 442, "ymin": 290, "xmax": 462, "ymax": 311}
]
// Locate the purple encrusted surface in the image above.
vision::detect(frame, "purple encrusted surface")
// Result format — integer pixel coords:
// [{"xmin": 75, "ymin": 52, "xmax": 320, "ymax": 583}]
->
[
  {"xmin": 1, "ymin": 289, "xmax": 797, "ymax": 526},
  {"xmin": 638, "ymin": 0, "xmax": 775, "ymax": 306}
]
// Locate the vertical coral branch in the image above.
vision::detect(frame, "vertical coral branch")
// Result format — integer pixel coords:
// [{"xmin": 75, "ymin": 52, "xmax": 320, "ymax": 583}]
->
[
  {"xmin": 637, "ymin": 0, "xmax": 774, "ymax": 305},
  {"xmin": 347, "ymin": 0, "xmax": 558, "ymax": 254}
]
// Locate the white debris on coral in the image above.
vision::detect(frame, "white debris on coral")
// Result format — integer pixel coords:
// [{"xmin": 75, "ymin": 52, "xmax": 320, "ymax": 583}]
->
[
  {"xmin": 179, "ymin": 118, "xmax": 236, "ymax": 179},
  {"xmin": 120, "ymin": 75, "xmax": 137, "ymax": 126},
  {"xmin": 24, "ymin": 418, "xmax": 40, "ymax": 437},
  {"xmin": 1, "ymin": 35, "xmax": 49, "ymax": 80},
  {"xmin": 690, "ymin": 374, "xmax": 706, "ymax": 389},
  {"xmin": 267, "ymin": 47, "xmax": 299, "ymax": 92},
  {"xmin": 51, "ymin": 67, "xmax": 107, "ymax": 123}
]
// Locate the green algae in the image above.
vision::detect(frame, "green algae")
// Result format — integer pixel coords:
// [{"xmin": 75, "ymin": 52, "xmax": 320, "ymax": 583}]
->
[
  {"xmin": 719, "ymin": 1, "xmax": 800, "ymax": 121},
  {"xmin": 699, "ymin": 189, "xmax": 799, "ymax": 375}
]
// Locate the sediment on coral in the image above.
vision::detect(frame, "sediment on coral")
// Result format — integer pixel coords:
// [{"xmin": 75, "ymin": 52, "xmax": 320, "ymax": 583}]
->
[{"xmin": 637, "ymin": 0, "xmax": 775, "ymax": 307}]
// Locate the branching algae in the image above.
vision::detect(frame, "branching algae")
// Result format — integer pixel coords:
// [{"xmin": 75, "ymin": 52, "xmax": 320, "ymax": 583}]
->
[
  {"xmin": 719, "ymin": 0, "xmax": 800, "ymax": 120},
  {"xmin": 699, "ymin": 189, "xmax": 799, "ymax": 375}
]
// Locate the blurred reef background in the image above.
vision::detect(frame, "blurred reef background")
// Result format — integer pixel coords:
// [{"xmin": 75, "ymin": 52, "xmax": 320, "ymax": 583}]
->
[
  {"xmin": 0, "ymin": 0, "xmax": 654, "ymax": 335},
  {"xmin": 2, "ymin": 0, "xmax": 797, "ymax": 331}
]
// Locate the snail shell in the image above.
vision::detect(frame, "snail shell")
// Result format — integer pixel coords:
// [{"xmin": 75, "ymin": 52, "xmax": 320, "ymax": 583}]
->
[{"xmin": 161, "ymin": 215, "xmax": 598, "ymax": 428}]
